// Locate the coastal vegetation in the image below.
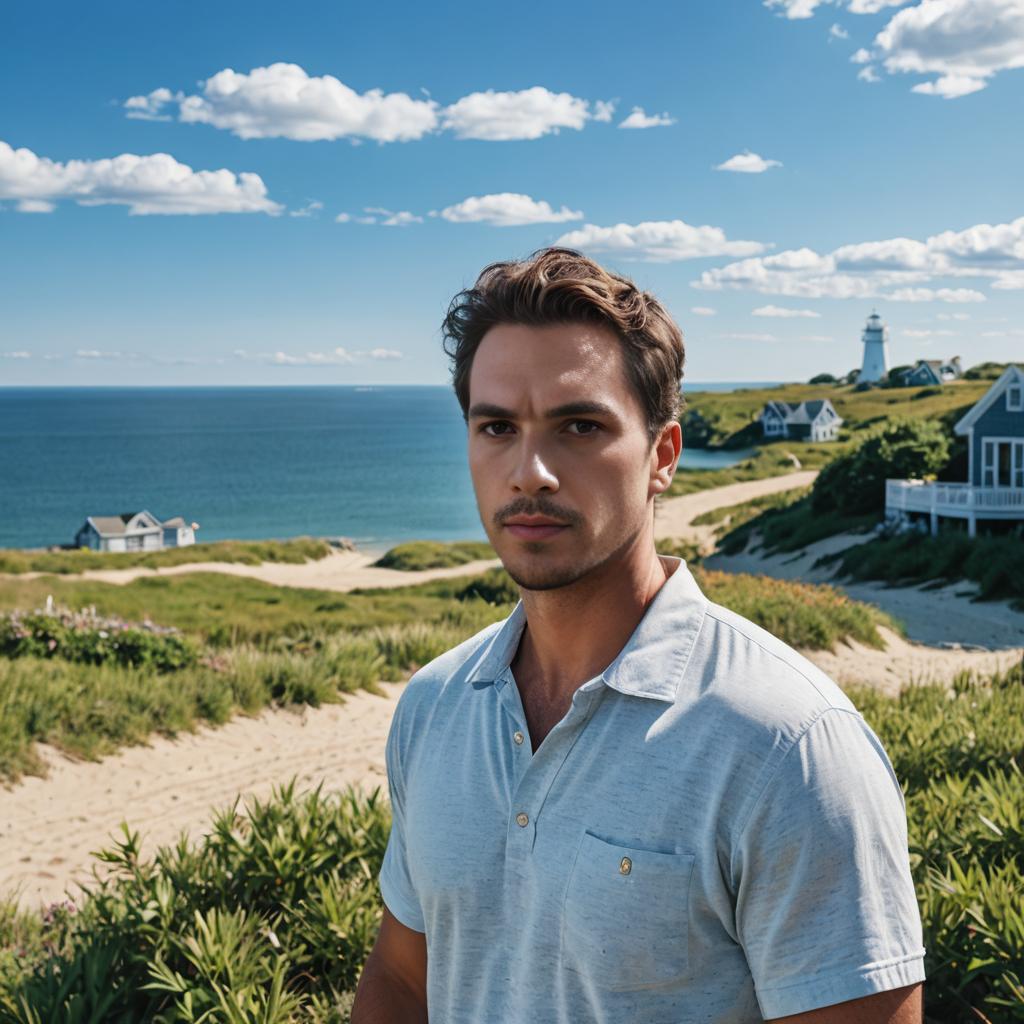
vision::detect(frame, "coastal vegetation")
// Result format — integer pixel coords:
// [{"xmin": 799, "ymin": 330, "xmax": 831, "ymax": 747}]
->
[
  {"xmin": 372, "ymin": 540, "xmax": 494, "ymax": 571},
  {"xmin": 3, "ymin": 667, "xmax": 1022, "ymax": 1022},
  {"xmin": 0, "ymin": 561, "xmax": 900, "ymax": 784},
  {"xmin": 0, "ymin": 538, "xmax": 336, "ymax": 576}
]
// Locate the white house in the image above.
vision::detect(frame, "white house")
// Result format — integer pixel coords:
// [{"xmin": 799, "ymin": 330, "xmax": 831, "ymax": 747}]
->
[
  {"xmin": 760, "ymin": 399, "xmax": 843, "ymax": 442},
  {"xmin": 74, "ymin": 510, "xmax": 198, "ymax": 552},
  {"xmin": 885, "ymin": 365, "xmax": 1024, "ymax": 537}
]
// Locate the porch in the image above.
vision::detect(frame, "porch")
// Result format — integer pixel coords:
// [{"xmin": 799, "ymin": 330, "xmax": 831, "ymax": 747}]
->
[{"xmin": 885, "ymin": 479, "xmax": 1024, "ymax": 537}]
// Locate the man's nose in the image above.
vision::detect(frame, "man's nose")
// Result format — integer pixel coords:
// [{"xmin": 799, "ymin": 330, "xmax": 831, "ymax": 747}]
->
[{"xmin": 509, "ymin": 441, "xmax": 559, "ymax": 494}]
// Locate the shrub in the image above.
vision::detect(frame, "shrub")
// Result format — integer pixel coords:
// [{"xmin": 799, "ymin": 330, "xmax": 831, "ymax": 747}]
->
[
  {"xmin": 811, "ymin": 418, "xmax": 951, "ymax": 517},
  {"xmin": 372, "ymin": 541, "xmax": 494, "ymax": 571}
]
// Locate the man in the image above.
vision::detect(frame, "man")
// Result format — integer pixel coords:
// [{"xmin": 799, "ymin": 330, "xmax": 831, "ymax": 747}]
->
[{"xmin": 352, "ymin": 248, "xmax": 925, "ymax": 1023}]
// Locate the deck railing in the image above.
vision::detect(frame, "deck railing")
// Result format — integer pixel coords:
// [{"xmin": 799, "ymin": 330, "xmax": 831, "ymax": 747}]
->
[{"xmin": 886, "ymin": 479, "xmax": 1024, "ymax": 514}]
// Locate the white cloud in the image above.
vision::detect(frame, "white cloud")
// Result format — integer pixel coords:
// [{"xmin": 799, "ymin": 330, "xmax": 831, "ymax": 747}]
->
[
  {"xmin": 362, "ymin": 206, "xmax": 422, "ymax": 226},
  {"xmin": 764, "ymin": 0, "xmax": 828, "ymax": 18},
  {"xmin": 618, "ymin": 107, "xmax": 676, "ymax": 129},
  {"xmin": 937, "ymin": 312, "xmax": 970, "ymax": 319},
  {"xmin": 830, "ymin": 23, "xmax": 850, "ymax": 38},
  {"xmin": 694, "ymin": 214, "xmax": 1024, "ymax": 301},
  {"xmin": 690, "ymin": 306, "xmax": 717, "ymax": 316},
  {"xmin": 17, "ymin": 198, "xmax": 55, "ymax": 213},
  {"xmin": 875, "ymin": 0, "xmax": 1024, "ymax": 98},
  {"xmin": 858, "ymin": 65, "xmax": 882, "ymax": 82},
  {"xmin": 851, "ymin": 48, "xmax": 874, "ymax": 64},
  {"xmin": 335, "ymin": 212, "xmax": 351, "ymax": 223},
  {"xmin": 124, "ymin": 87, "xmax": 183, "ymax": 121},
  {"xmin": 233, "ymin": 346, "xmax": 402, "ymax": 365},
  {"xmin": 718, "ymin": 332, "xmax": 778, "ymax": 342},
  {"xmin": 438, "ymin": 192, "xmax": 582, "ymax": 226},
  {"xmin": 133, "ymin": 64, "xmax": 441, "ymax": 142},
  {"xmin": 715, "ymin": 151, "xmax": 782, "ymax": 173},
  {"xmin": 2, "ymin": 350, "xmax": 31, "ymax": 358},
  {"xmin": 847, "ymin": 0, "xmax": 909, "ymax": 11},
  {"xmin": 902, "ymin": 327, "xmax": 956, "ymax": 337},
  {"xmin": 592, "ymin": 100, "xmax": 616, "ymax": 122},
  {"xmin": 801, "ymin": 334, "xmax": 836, "ymax": 341},
  {"xmin": 440, "ymin": 87, "xmax": 597, "ymax": 140},
  {"xmin": 555, "ymin": 219, "xmax": 768, "ymax": 262},
  {"xmin": 289, "ymin": 200, "xmax": 323, "ymax": 218},
  {"xmin": 0, "ymin": 139, "xmax": 281, "ymax": 215},
  {"xmin": 752, "ymin": 304, "xmax": 822, "ymax": 318}
]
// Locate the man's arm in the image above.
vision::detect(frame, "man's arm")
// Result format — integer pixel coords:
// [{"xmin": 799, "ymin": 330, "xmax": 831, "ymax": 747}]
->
[
  {"xmin": 768, "ymin": 982, "xmax": 923, "ymax": 1023},
  {"xmin": 351, "ymin": 907, "xmax": 428, "ymax": 1023}
]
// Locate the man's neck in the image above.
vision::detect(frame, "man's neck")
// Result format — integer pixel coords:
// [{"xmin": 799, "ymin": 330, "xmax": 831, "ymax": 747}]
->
[{"xmin": 511, "ymin": 541, "xmax": 674, "ymax": 708}]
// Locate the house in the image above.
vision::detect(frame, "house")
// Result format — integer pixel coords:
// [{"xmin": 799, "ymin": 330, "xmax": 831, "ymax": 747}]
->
[
  {"xmin": 885, "ymin": 365, "xmax": 1024, "ymax": 537},
  {"xmin": 898, "ymin": 357, "xmax": 963, "ymax": 388},
  {"xmin": 74, "ymin": 510, "xmax": 198, "ymax": 552},
  {"xmin": 759, "ymin": 399, "xmax": 843, "ymax": 442}
]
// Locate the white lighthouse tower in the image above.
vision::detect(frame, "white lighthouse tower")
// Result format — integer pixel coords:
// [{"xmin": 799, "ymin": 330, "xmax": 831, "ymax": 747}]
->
[{"xmin": 859, "ymin": 311, "xmax": 890, "ymax": 384}]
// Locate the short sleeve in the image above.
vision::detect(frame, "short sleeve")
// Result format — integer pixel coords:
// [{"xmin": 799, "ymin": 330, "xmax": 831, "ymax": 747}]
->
[
  {"xmin": 378, "ymin": 710, "xmax": 426, "ymax": 933},
  {"xmin": 732, "ymin": 708, "xmax": 926, "ymax": 1019}
]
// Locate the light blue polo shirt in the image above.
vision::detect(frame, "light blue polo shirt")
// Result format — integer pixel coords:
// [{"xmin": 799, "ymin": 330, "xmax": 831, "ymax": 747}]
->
[{"xmin": 379, "ymin": 556, "xmax": 925, "ymax": 1022}]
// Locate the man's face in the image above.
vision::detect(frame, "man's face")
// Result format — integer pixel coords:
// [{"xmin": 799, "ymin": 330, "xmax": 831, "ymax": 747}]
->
[{"xmin": 467, "ymin": 322, "xmax": 670, "ymax": 591}]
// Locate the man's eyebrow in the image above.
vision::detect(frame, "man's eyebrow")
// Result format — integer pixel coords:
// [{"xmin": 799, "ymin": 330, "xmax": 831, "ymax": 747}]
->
[{"xmin": 467, "ymin": 400, "xmax": 619, "ymax": 420}]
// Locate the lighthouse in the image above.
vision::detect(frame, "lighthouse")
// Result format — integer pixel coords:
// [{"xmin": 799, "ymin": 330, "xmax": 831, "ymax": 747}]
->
[{"xmin": 859, "ymin": 311, "xmax": 890, "ymax": 384}]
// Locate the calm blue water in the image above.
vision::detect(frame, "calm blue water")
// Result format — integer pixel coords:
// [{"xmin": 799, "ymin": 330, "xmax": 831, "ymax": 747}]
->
[{"xmin": 0, "ymin": 385, "xmax": 777, "ymax": 551}]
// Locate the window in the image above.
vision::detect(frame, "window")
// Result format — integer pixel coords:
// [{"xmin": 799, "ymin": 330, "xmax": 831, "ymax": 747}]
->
[{"xmin": 1007, "ymin": 385, "xmax": 1023, "ymax": 412}]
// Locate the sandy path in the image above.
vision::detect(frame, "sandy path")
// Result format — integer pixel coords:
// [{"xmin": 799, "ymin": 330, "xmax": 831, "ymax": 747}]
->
[
  {"xmin": 4, "ymin": 550, "xmax": 504, "ymax": 593},
  {"xmin": 1, "ymin": 684, "xmax": 404, "ymax": 910},
  {"xmin": 708, "ymin": 533, "xmax": 1024, "ymax": 651}
]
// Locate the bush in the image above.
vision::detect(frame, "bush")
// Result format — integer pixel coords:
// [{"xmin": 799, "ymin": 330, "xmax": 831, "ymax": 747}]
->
[
  {"xmin": 808, "ymin": 373, "xmax": 836, "ymax": 385},
  {"xmin": 811, "ymin": 418, "xmax": 951, "ymax": 517},
  {"xmin": 372, "ymin": 541, "xmax": 494, "ymax": 571},
  {"xmin": 0, "ymin": 783, "xmax": 388, "ymax": 1023}
]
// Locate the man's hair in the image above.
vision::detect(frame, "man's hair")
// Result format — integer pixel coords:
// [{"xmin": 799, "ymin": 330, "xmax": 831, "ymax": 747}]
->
[{"xmin": 442, "ymin": 247, "xmax": 685, "ymax": 445}]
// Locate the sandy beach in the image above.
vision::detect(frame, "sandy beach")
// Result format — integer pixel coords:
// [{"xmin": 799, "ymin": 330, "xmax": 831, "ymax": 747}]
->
[{"xmin": 3, "ymin": 471, "xmax": 1021, "ymax": 909}]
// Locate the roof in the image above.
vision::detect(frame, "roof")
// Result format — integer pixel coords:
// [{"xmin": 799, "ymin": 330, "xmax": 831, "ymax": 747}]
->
[
  {"xmin": 161, "ymin": 516, "xmax": 187, "ymax": 528},
  {"xmin": 954, "ymin": 365, "xmax": 1024, "ymax": 435},
  {"xmin": 79, "ymin": 510, "xmax": 169, "ymax": 537}
]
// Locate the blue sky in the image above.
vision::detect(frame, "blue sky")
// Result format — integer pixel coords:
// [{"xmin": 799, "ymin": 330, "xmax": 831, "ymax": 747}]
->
[{"xmin": 2, "ymin": 0, "xmax": 1022, "ymax": 386}]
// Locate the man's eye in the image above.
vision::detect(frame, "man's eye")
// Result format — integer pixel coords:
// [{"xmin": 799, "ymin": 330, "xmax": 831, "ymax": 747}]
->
[
  {"xmin": 481, "ymin": 421, "xmax": 513, "ymax": 436},
  {"xmin": 569, "ymin": 420, "xmax": 600, "ymax": 435}
]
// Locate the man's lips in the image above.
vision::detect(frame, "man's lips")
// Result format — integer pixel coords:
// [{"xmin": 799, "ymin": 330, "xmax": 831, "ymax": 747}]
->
[{"xmin": 503, "ymin": 520, "xmax": 570, "ymax": 540}]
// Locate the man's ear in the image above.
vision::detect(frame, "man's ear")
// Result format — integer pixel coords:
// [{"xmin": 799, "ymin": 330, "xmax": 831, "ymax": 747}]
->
[{"xmin": 649, "ymin": 421, "xmax": 682, "ymax": 497}]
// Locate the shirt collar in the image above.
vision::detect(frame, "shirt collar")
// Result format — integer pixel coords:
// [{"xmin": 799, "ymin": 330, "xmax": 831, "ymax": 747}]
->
[{"xmin": 464, "ymin": 555, "xmax": 707, "ymax": 703}]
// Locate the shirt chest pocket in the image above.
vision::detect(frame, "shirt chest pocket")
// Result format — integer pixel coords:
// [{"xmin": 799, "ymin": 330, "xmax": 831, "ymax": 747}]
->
[{"xmin": 560, "ymin": 831, "xmax": 696, "ymax": 992}]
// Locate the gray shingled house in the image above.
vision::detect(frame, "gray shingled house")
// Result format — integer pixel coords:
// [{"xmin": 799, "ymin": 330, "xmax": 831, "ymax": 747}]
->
[
  {"xmin": 885, "ymin": 365, "xmax": 1024, "ymax": 536},
  {"xmin": 74, "ymin": 510, "xmax": 197, "ymax": 552}
]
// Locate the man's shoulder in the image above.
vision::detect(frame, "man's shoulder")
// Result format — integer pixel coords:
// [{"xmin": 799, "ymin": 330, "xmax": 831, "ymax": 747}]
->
[
  {"xmin": 392, "ymin": 614, "xmax": 509, "ymax": 721},
  {"xmin": 693, "ymin": 597, "xmax": 859, "ymax": 739}
]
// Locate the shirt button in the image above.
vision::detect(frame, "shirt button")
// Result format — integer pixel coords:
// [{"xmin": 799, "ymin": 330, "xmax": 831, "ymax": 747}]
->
[
  {"xmin": 513, "ymin": 731, "xmax": 525, "ymax": 746},
  {"xmin": 515, "ymin": 812, "xmax": 529, "ymax": 828},
  {"xmin": 619, "ymin": 857, "xmax": 632, "ymax": 875}
]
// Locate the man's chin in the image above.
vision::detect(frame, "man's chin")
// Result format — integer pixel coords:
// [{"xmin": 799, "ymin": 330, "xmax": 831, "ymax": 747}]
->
[{"xmin": 500, "ymin": 555, "xmax": 593, "ymax": 593}]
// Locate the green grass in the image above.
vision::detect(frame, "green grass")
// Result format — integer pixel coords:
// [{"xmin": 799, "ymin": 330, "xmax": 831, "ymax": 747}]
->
[
  {"xmin": 0, "ymin": 570, "xmax": 508, "ymax": 648},
  {"xmin": 682, "ymin": 379, "xmax": 989, "ymax": 450},
  {"xmin": 820, "ymin": 532, "xmax": 1024, "ymax": 608},
  {"xmin": 0, "ymin": 537, "xmax": 336, "ymax": 575},
  {"xmin": 717, "ymin": 496, "xmax": 879, "ymax": 556},
  {"xmin": 4, "ymin": 670, "xmax": 1023, "ymax": 1022},
  {"xmin": 695, "ymin": 568, "xmax": 898, "ymax": 650},
  {"xmin": 690, "ymin": 487, "xmax": 810, "ymax": 537},
  {"xmin": 665, "ymin": 443, "xmax": 836, "ymax": 497},
  {"xmin": 372, "ymin": 540, "xmax": 495, "ymax": 571}
]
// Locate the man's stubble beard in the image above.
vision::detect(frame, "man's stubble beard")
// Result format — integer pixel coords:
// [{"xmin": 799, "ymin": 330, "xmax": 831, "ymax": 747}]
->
[{"xmin": 500, "ymin": 509, "xmax": 649, "ymax": 593}]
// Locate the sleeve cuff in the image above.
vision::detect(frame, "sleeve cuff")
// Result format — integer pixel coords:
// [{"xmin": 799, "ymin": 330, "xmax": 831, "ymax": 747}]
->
[
  {"xmin": 380, "ymin": 872, "xmax": 426, "ymax": 934},
  {"xmin": 757, "ymin": 949, "xmax": 926, "ymax": 1020}
]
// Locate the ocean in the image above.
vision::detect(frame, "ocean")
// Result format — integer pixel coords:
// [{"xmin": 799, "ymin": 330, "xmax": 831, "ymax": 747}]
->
[{"xmin": 0, "ymin": 384, "xmax": 776, "ymax": 552}]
